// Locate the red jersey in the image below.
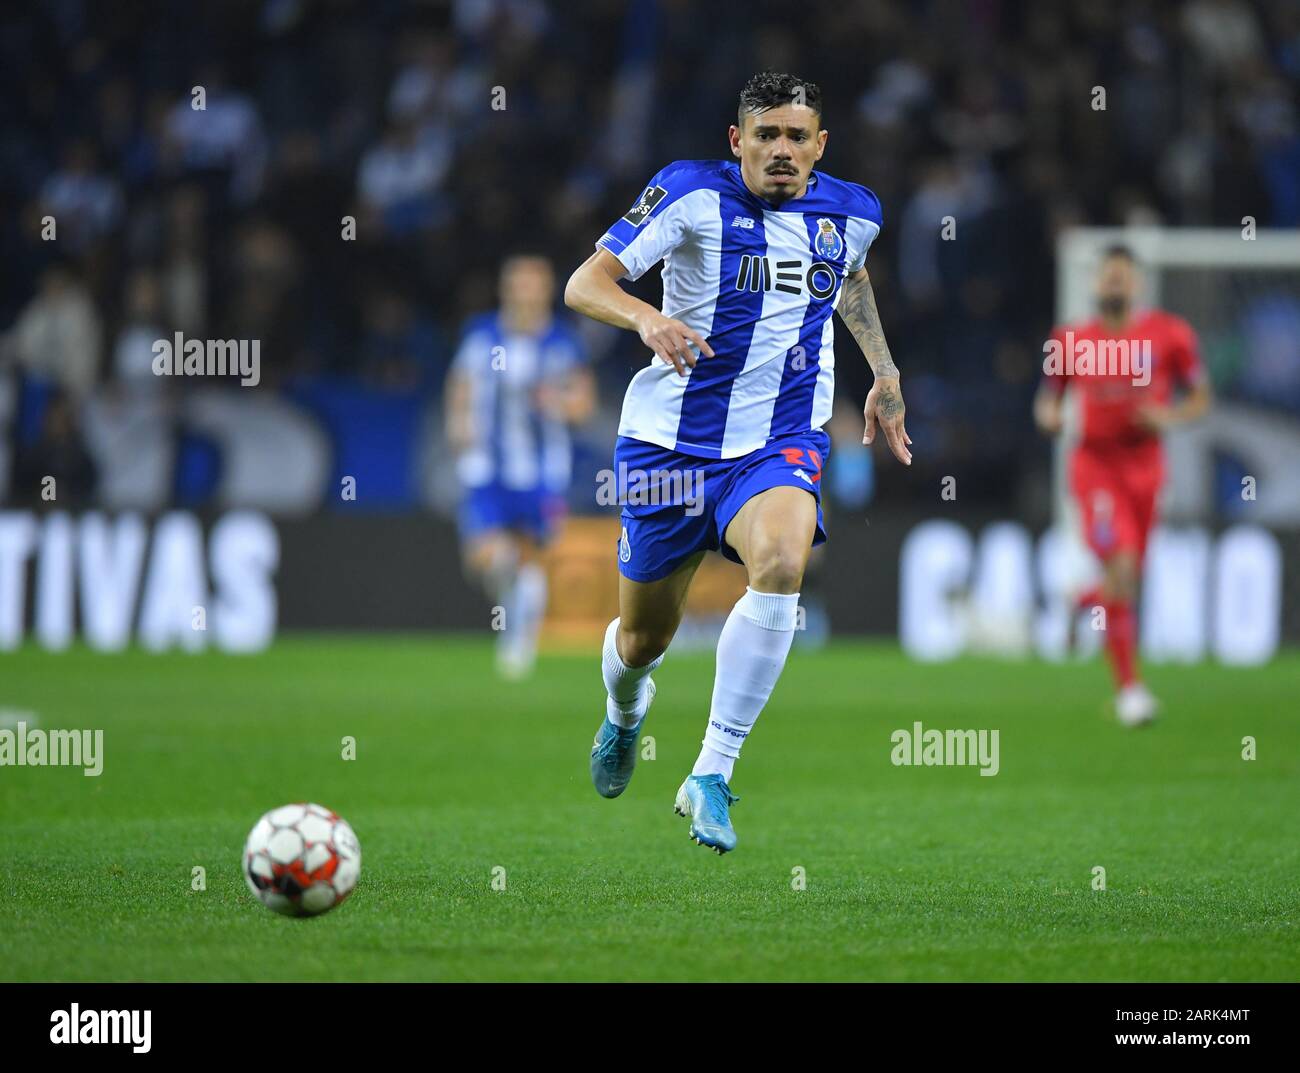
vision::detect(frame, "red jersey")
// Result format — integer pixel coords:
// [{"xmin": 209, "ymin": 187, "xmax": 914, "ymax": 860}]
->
[{"xmin": 1043, "ymin": 309, "xmax": 1204, "ymax": 452}]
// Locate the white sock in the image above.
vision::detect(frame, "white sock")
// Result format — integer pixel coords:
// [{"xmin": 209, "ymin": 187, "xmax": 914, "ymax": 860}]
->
[
  {"xmin": 692, "ymin": 588, "xmax": 799, "ymax": 778},
  {"xmin": 692, "ymin": 744, "xmax": 735, "ymax": 780},
  {"xmin": 499, "ymin": 562, "xmax": 547, "ymax": 665},
  {"xmin": 485, "ymin": 542, "xmax": 518, "ymax": 605},
  {"xmin": 602, "ymin": 617, "xmax": 663, "ymax": 729}
]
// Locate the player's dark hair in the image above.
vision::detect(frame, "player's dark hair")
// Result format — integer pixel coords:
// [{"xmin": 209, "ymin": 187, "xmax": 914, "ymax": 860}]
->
[
  {"xmin": 1102, "ymin": 243, "xmax": 1137, "ymax": 264},
  {"xmin": 738, "ymin": 71, "xmax": 823, "ymax": 126}
]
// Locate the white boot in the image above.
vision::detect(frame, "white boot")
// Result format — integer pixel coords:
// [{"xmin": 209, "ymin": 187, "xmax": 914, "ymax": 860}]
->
[{"xmin": 1116, "ymin": 683, "xmax": 1159, "ymax": 727}]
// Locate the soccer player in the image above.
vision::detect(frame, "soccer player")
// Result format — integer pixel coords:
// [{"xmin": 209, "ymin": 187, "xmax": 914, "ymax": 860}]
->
[
  {"xmin": 564, "ymin": 72, "xmax": 909, "ymax": 853},
  {"xmin": 1034, "ymin": 245, "xmax": 1211, "ymax": 725},
  {"xmin": 446, "ymin": 254, "xmax": 595, "ymax": 679}
]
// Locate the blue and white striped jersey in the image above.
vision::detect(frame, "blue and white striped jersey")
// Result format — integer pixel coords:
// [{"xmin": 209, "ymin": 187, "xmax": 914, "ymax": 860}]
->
[
  {"xmin": 598, "ymin": 159, "xmax": 882, "ymax": 458},
  {"xmin": 451, "ymin": 312, "xmax": 585, "ymax": 492}
]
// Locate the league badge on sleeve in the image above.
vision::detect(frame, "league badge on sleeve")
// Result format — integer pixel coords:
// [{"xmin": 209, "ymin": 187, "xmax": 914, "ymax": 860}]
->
[
  {"xmin": 623, "ymin": 185, "xmax": 668, "ymax": 227},
  {"xmin": 814, "ymin": 218, "xmax": 844, "ymax": 260}
]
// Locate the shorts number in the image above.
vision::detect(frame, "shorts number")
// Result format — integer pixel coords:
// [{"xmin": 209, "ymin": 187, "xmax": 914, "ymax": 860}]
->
[{"xmin": 780, "ymin": 447, "xmax": 823, "ymax": 478}]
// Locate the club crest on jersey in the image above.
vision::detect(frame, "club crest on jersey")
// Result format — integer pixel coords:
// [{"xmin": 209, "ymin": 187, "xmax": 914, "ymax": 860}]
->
[
  {"xmin": 622, "ymin": 185, "xmax": 668, "ymax": 227},
  {"xmin": 814, "ymin": 218, "xmax": 844, "ymax": 260}
]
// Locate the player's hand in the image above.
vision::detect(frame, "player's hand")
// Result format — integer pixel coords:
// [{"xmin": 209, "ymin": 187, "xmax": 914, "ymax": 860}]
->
[
  {"xmin": 534, "ymin": 383, "xmax": 565, "ymax": 419},
  {"xmin": 1037, "ymin": 410, "xmax": 1064, "ymax": 436},
  {"xmin": 635, "ymin": 311, "xmax": 714, "ymax": 376},
  {"xmin": 863, "ymin": 376, "xmax": 912, "ymax": 465},
  {"xmin": 1135, "ymin": 404, "xmax": 1175, "ymax": 433}
]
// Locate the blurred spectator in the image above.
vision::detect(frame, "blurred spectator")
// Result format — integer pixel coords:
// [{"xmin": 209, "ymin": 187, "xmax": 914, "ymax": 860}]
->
[
  {"xmin": 226, "ymin": 219, "xmax": 304, "ymax": 383},
  {"xmin": 39, "ymin": 138, "xmax": 123, "ymax": 253},
  {"xmin": 1182, "ymin": 0, "xmax": 1266, "ymax": 72},
  {"xmin": 358, "ymin": 289, "xmax": 442, "ymax": 389},
  {"xmin": 357, "ymin": 118, "xmax": 452, "ymax": 237},
  {"xmin": 112, "ymin": 269, "xmax": 166, "ymax": 388},
  {"xmin": 897, "ymin": 158, "xmax": 997, "ymax": 311},
  {"xmin": 826, "ymin": 396, "xmax": 875, "ymax": 511},
  {"xmin": 1239, "ymin": 294, "xmax": 1300, "ymax": 409},
  {"xmin": 11, "ymin": 389, "xmax": 98, "ymax": 506},
  {"xmin": 162, "ymin": 63, "xmax": 268, "ymax": 205},
  {"xmin": 1, "ymin": 0, "xmax": 1295, "ymax": 513},
  {"xmin": 161, "ymin": 187, "xmax": 210, "ymax": 338},
  {"xmin": 3, "ymin": 264, "xmax": 101, "ymax": 399}
]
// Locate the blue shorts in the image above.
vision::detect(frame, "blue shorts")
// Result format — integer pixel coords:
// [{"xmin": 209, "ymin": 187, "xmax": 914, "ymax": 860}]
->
[
  {"xmin": 459, "ymin": 483, "xmax": 564, "ymax": 544},
  {"xmin": 613, "ymin": 430, "xmax": 830, "ymax": 582}
]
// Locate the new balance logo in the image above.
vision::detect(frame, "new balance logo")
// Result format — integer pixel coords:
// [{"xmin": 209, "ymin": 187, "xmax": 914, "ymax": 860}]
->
[
  {"xmin": 734, "ymin": 256, "xmax": 839, "ymax": 300},
  {"xmin": 730, "ymin": 216, "xmax": 755, "ymax": 229}
]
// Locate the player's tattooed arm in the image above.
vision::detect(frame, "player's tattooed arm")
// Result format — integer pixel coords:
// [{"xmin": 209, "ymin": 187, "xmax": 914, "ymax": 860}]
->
[
  {"xmin": 841, "ymin": 268, "xmax": 911, "ymax": 465},
  {"xmin": 839, "ymin": 268, "xmax": 899, "ymax": 380}
]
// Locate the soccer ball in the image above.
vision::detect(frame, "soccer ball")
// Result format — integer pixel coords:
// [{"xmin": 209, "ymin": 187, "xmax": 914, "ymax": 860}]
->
[{"xmin": 242, "ymin": 802, "xmax": 360, "ymax": 917}]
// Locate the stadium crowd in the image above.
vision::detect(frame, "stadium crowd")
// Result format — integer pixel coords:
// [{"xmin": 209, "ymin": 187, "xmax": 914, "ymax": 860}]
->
[{"xmin": 2, "ymin": 0, "xmax": 1298, "ymax": 510}]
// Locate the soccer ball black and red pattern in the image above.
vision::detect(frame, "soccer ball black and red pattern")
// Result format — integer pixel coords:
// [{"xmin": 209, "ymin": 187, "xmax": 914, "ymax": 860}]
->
[{"xmin": 242, "ymin": 803, "xmax": 361, "ymax": 917}]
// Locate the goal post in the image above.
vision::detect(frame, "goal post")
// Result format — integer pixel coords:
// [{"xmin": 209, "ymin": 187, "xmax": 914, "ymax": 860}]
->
[{"xmin": 1056, "ymin": 226, "xmax": 1300, "ymax": 321}]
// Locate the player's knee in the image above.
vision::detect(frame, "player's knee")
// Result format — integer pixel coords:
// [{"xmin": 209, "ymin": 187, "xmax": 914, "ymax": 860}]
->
[
  {"xmin": 471, "ymin": 536, "xmax": 512, "ymax": 571},
  {"xmin": 746, "ymin": 542, "xmax": 806, "ymax": 594},
  {"xmin": 466, "ymin": 543, "xmax": 497, "ymax": 576},
  {"xmin": 617, "ymin": 625, "xmax": 671, "ymax": 668},
  {"xmin": 1104, "ymin": 555, "xmax": 1139, "ymax": 602}
]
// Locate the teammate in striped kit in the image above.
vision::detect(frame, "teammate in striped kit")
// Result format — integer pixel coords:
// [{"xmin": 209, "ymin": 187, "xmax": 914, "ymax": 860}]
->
[
  {"xmin": 446, "ymin": 254, "xmax": 594, "ymax": 679},
  {"xmin": 565, "ymin": 72, "xmax": 910, "ymax": 853}
]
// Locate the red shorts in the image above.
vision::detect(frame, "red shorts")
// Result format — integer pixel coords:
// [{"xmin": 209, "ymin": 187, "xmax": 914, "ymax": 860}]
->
[{"xmin": 1069, "ymin": 447, "xmax": 1164, "ymax": 560}]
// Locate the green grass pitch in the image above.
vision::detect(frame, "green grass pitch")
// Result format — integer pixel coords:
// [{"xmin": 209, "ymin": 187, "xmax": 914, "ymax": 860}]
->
[{"xmin": 1, "ymin": 637, "xmax": 1296, "ymax": 982}]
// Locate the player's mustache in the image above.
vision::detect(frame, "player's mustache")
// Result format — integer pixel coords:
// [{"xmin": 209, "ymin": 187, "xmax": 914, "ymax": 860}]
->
[{"xmin": 767, "ymin": 164, "xmax": 797, "ymax": 174}]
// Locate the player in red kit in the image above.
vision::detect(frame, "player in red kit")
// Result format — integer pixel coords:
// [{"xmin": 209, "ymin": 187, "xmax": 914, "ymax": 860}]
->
[{"xmin": 1034, "ymin": 246, "xmax": 1211, "ymax": 725}]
